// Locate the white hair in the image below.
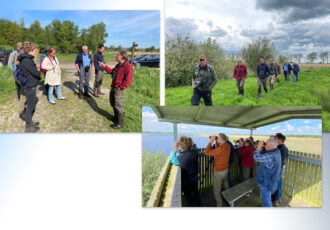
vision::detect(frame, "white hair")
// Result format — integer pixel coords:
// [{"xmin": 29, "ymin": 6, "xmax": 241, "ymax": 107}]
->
[
  {"xmin": 267, "ymin": 137, "xmax": 278, "ymax": 149},
  {"xmin": 82, "ymin": 45, "xmax": 88, "ymax": 50}
]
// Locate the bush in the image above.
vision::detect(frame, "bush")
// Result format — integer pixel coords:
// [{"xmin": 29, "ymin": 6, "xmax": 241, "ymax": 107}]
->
[
  {"xmin": 0, "ymin": 66, "xmax": 16, "ymax": 103},
  {"xmin": 166, "ymin": 34, "xmax": 231, "ymax": 88},
  {"xmin": 142, "ymin": 150, "xmax": 167, "ymax": 206}
]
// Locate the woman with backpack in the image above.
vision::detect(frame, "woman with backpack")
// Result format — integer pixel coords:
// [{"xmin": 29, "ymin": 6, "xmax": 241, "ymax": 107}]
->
[
  {"xmin": 17, "ymin": 41, "xmax": 41, "ymax": 132},
  {"xmin": 41, "ymin": 48, "xmax": 65, "ymax": 104}
]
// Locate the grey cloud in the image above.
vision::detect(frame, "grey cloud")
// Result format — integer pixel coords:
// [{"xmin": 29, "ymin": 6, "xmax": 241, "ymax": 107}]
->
[
  {"xmin": 166, "ymin": 17, "xmax": 227, "ymax": 41},
  {"xmin": 255, "ymin": 0, "xmax": 330, "ymax": 22},
  {"xmin": 209, "ymin": 26, "xmax": 227, "ymax": 37}
]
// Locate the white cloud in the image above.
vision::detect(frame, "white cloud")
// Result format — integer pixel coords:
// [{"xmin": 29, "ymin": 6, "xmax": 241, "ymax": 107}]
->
[{"xmin": 304, "ymin": 120, "xmax": 311, "ymax": 124}]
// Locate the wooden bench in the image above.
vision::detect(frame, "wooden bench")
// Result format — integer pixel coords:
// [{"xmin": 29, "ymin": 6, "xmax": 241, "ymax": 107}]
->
[{"xmin": 222, "ymin": 178, "xmax": 259, "ymax": 207}]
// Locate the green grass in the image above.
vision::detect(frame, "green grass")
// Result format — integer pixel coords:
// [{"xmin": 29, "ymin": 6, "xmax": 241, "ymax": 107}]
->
[
  {"xmin": 142, "ymin": 150, "xmax": 167, "ymax": 206},
  {"xmin": 0, "ymin": 66, "xmax": 16, "ymax": 104},
  {"xmin": 166, "ymin": 67, "xmax": 330, "ymax": 132}
]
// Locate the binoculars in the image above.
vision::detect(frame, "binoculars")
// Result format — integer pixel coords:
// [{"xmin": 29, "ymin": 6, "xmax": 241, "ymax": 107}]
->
[{"xmin": 209, "ymin": 136, "xmax": 218, "ymax": 140}]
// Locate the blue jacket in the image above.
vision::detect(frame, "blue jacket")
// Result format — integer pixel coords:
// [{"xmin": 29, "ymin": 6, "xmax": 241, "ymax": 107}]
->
[
  {"xmin": 227, "ymin": 140, "xmax": 234, "ymax": 165},
  {"xmin": 254, "ymin": 148, "xmax": 281, "ymax": 193},
  {"xmin": 257, "ymin": 63, "xmax": 270, "ymax": 79}
]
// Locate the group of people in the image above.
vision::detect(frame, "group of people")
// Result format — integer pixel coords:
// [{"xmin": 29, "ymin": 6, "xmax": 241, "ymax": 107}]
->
[
  {"xmin": 170, "ymin": 132, "xmax": 288, "ymax": 207},
  {"xmin": 190, "ymin": 54, "xmax": 301, "ymax": 105},
  {"xmin": 7, "ymin": 42, "xmax": 133, "ymax": 132}
]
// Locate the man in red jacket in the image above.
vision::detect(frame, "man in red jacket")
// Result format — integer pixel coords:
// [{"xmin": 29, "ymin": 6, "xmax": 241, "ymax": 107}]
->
[
  {"xmin": 99, "ymin": 51, "xmax": 133, "ymax": 129},
  {"xmin": 232, "ymin": 60, "xmax": 248, "ymax": 95}
]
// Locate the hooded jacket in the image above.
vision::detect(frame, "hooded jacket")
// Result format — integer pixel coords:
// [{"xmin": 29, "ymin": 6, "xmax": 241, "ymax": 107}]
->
[{"xmin": 17, "ymin": 53, "xmax": 41, "ymax": 87}]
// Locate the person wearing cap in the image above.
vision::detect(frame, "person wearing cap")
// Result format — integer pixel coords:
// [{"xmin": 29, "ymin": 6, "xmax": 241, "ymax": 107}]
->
[
  {"xmin": 191, "ymin": 55, "xmax": 217, "ymax": 106},
  {"xmin": 8, "ymin": 42, "xmax": 23, "ymax": 72}
]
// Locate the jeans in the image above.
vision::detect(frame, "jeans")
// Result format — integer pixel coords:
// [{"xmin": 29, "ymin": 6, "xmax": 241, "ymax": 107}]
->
[
  {"xmin": 79, "ymin": 68, "xmax": 91, "ymax": 93},
  {"xmin": 284, "ymin": 71, "xmax": 290, "ymax": 81},
  {"xmin": 191, "ymin": 88, "xmax": 212, "ymax": 106},
  {"xmin": 213, "ymin": 169, "xmax": 229, "ymax": 207},
  {"xmin": 273, "ymin": 167, "xmax": 283, "ymax": 201},
  {"xmin": 257, "ymin": 77, "xmax": 268, "ymax": 94},
  {"xmin": 23, "ymin": 86, "xmax": 38, "ymax": 127},
  {"xmin": 260, "ymin": 184, "xmax": 272, "ymax": 207},
  {"xmin": 48, "ymin": 85, "xmax": 64, "ymax": 103},
  {"xmin": 292, "ymin": 72, "xmax": 298, "ymax": 82}
]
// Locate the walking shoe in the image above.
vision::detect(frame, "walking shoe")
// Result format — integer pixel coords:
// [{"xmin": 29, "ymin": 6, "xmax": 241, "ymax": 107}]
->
[
  {"xmin": 258, "ymin": 93, "xmax": 261, "ymax": 99},
  {"xmin": 19, "ymin": 112, "xmax": 26, "ymax": 121},
  {"xmin": 32, "ymin": 121, "xmax": 40, "ymax": 127},
  {"xmin": 93, "ymin": 92, "xmax": 100, "ymax": 97},
  {"xmin": 49, "ymin": 101, "xmax": 56, "ymax": 105},
  {"xmin": 111, "ymin": 124, "xmax": 123, "ymax": 129},
  {"xmin": 25, "ymin": 125, "xmax": 40, "ymax": 133},
  {"xmin": 272, "ymin": 200, "xmax": 280, "ymax": 207},
  {"xmin": 57, "ymin": 97, "xmax": 66, "ymax": 100},
  {"xmin": 84, "ymin": 92, "xmax": 91, "ymax": 98},
  {"xmin": 78, "ymin": 93, "xmax": 83, "ymax": 99},
  {"xmin": 97, "ymin": 89, "xmax": 105, "ymax": 95}
]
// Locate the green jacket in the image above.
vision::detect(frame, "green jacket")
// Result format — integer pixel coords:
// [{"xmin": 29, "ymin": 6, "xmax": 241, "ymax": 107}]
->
[{"xmin": 192, "ymin": 64, "xmax": 217, "ymax": 91}]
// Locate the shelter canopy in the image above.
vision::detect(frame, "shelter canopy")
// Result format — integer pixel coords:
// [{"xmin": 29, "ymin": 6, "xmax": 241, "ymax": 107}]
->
[{"xmin": 151, "ymin": 106, "xmax": 322, "ymax": 129}]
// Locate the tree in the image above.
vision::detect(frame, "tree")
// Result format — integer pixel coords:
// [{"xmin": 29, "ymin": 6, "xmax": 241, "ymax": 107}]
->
[
  {"xmin": 241, "ymin": 37, "xmax": 278, "ymax": 73},
  {"xmin": 319, "ymin": 52, "xmax": 329, "ymax": 64},
  {"xmin": 166, "ymin": 34, "xmax": 230, "ymax": 87},
  {"xmin": 278, "ymin": 55, "xmax": 288, "ymax": 65},
  {"xmin": 292, "ymin": 53, "xmax": 303, "ymax": 64},
  {"xmin": 25, "ymin": 20, "xmax": 47, "ymax": 50},
  {"xmin": 307, "ymin": 52, "xmax": 318, "ymax": 63}
]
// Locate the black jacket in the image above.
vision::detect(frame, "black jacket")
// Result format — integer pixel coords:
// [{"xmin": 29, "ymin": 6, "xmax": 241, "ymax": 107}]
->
[
  {"xmin": 94, "ymin": 51, "xmax": 104, "ymax": 72},
  {"xmin": 17, "ymin": 53, "xmax": 41, "ymax": 87},
  {"xmin": 278, "ymin": 144, "xmax": 288, "ymax": 168},
  {"xmin": 177, "ymin": 147, "xmax": 201, "ymax": 187},
  {"xmin": 257, "ymin": 63, "xmax": 270, "ymax": 79}
]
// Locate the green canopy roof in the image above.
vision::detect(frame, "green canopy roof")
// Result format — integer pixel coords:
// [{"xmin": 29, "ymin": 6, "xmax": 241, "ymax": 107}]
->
[{"xmin": 151, "ymin": 106, "xmax": 322, "ymax": 129}]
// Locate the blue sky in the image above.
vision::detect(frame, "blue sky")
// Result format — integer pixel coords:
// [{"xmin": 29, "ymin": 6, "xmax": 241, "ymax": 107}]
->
[
  {"xmin": 0, "ymin": 10, "xmax": 160, "ymax": 48},
  {"xmin": 142, "ymin": 106, "xmax": 322, "ymax": 136}
]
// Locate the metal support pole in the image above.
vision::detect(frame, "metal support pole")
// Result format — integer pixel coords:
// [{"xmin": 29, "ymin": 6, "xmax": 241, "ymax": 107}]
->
[
  {"xmin": 250, "ymin": 129, "xmax": 253, "ymax": 137},
  {"xmin": 173, "ymin": 123, "xmax": 178, "ymax": 142}
]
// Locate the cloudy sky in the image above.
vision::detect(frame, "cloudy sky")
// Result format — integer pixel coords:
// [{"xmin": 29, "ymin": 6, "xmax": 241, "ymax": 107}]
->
[
  {"xmin": 166, "ymin": 0, "xmax": 330, "ymax": 59},
  {"xmin": 0, "ymin": 10, "xmax": 160, "ymax": 48},
  {"xmin": 142, "ymin": 106, "xmax": 322, "ymax": 135}
]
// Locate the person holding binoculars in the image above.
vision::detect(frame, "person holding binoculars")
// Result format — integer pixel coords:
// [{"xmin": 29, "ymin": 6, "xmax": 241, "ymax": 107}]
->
[
  {"xmin": 191, "ymin": 54, "xmax": 217, "ymax": 106},
  {"xmin": 170, "ymin": 136, "xmax": 202, "ymax": 207},
  {"xmin": 253, "ymin": 137, "xmax": 281, "ymax": 207},
  {"xmin": 204, "ymin": 133, "xmax": 231, "ymax": 207},
  {"xmin": 75, "ymin": 45, "xmax": 92, "ymax": 99}
]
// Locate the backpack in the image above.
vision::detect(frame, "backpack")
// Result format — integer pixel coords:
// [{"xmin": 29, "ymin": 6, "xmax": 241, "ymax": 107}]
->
[
  {"xmin": 40, "ymin": 54, "xmax": 47, "ymax": 73},
  {"xmin": 14, "ymin": 63, "xmax": 28, "ymax": 86}
]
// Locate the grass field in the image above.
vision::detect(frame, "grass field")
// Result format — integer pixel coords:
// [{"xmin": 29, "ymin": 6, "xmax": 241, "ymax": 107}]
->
[
  {"xmin": 166, "ymin": 67, "xmax": 330, "ymax": 132},
  {"xmin": 0, "ymin": 66, "xmax": 159, "ymax": 132}
]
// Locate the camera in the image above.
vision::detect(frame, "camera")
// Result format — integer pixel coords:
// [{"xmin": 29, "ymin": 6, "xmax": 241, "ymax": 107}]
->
[
  {"xmin": 112, "ymin": 70, "xmax": 117, "ymax": 79},
  {"xmin": 261, "ymin": 142, "xmax": 266, "ymax": 151},
  {"xmin": 237, "ymin": 70, "xmax": 241, "ymax": 75},
  {"xmin": 84, "ymin": 66, "xmax": 90, "ymax": 72},
  {"xmin": 195, "ymin": 80, "xmax": 202, "ymax": 88}
]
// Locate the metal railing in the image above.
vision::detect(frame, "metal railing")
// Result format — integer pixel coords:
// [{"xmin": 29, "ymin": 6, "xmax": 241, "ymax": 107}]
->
[{"xmin": 146, "ymin": 148, "xmax": 322, "ymax": 207}]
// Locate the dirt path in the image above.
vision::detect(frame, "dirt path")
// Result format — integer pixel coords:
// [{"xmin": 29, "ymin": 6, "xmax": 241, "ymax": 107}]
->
[{"xmin": 0, "ymin": 62, "xmax": 127, "ymax": 133}]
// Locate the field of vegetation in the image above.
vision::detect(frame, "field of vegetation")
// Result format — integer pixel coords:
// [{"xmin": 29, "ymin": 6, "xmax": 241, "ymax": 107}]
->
[
  {"xmin": 166, "ymin": 67, "xmax": 330, "ymax": 132},
  {"xmin": 0, "ymin": 66, "xmax": 159, "ymax": 132},
  {"xmin": 142, "ymin": 150, "xmax": 167, "ymax": 206}
]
